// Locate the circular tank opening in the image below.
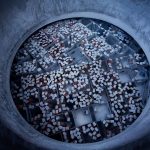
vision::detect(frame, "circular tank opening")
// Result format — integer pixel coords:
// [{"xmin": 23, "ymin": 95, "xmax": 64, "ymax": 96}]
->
[{"xmin": 10, "ymin": 18, "xmax": 150, "ymax": 143}]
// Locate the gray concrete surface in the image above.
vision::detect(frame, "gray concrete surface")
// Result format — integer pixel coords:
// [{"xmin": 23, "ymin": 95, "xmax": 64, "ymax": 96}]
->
[{"xmin": 1, "ymin": 0, "xmax": 150, "ymax": 149}]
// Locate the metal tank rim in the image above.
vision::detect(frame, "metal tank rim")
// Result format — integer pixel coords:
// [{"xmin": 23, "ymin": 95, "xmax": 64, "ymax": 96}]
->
[{"xmin": 1, "ymin": 12, "xmax": 150, "ymax": 150}]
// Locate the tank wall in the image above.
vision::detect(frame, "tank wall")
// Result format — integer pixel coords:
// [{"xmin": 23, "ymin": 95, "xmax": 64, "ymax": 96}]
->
[{"xmin": 1, "ymin": 0, "xmax": 150, "ymax": 149}]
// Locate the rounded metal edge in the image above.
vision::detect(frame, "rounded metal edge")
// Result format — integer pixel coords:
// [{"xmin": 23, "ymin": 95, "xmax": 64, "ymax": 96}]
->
[{"xmin": 2, "ymin": 11, "xmax": 150, "ymax": 150}]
